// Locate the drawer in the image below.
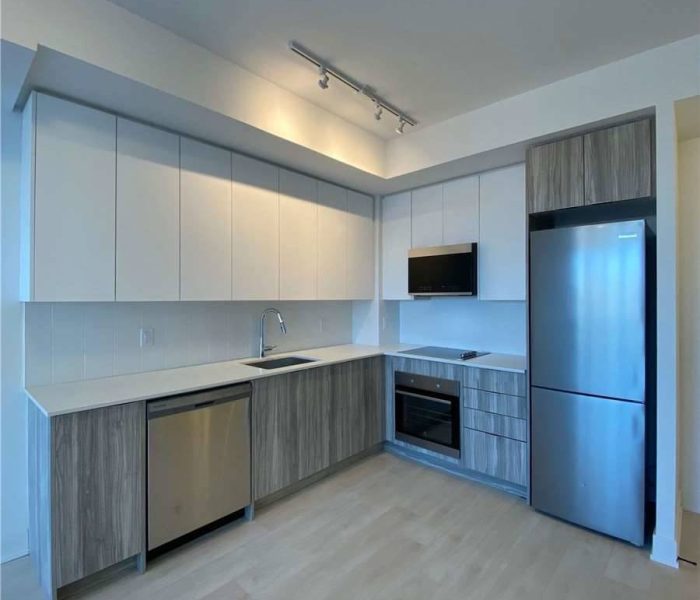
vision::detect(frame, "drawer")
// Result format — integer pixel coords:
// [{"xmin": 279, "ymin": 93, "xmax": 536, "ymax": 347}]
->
[
  {"xmin": 463, "ymin": 388, "xmax": 527, "ymax": 419},
  {"xmin": 463, "ymin": 408, "xmax": 527, "ymax": 442},
  {"xmin": 389, "ymin": 356, "xmax": 465, "ymax": 385},
  {"xmin": 464, "ymin": 368, "xmax": 525, "ymax": 396},
  {"xmin": 463, "ymin": 428, "xmax": 527, "ymax": 487}
]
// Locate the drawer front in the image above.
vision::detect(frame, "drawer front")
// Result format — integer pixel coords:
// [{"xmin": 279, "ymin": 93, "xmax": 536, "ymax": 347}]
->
[
  {"xmin": 463, "ymin": 388, "xmax": 527, "ymax": 419},
  {"xmin": 463, "ymin": 428, "xmax": 527, "ymax": 486},
  {"xmin": 463, "ymin": 408, "xmax": 527, "ymax": 442},
  {"xmin": 464, "ymin": 368, "xmax": 526, "ymax": 396},
  {"xmin": 389, "ymin": 356, "xmax": 465, "ymax": 385}
]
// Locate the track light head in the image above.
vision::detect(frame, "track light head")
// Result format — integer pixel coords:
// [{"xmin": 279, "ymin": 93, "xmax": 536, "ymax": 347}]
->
[
  {"xmin": 374, "ymin": 102, "xmax": 383, "ymax": 121},
  {"xmin": 396, "ymin": 118, "xmax": 406, "ymax": 134},
  {"xmin": 318, "ymin": 67, "xmax": 329, "ymax": 90}
]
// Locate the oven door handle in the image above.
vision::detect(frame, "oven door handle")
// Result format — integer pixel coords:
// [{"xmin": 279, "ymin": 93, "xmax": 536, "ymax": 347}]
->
[{"xmin": 396, "ymin": 389, "xmax": 456, "ymax": 406}]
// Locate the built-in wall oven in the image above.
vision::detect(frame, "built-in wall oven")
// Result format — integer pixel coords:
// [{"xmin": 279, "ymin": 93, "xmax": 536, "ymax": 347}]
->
[{"xmin": 394, "ymin": 371, "xmax": 461, "ymax": 458}]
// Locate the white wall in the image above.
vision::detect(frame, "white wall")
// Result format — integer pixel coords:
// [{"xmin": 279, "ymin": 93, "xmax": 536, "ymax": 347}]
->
[
  {"xmin": 0, "ymin": 41, "xmax": 34, "ymax": 563},
  {"xmin": 1, "ymin": 0, "xmax": 385, "ymax": 176},
  {"xmin": 399, "ymin": 299, "xmax": 526, "ymax": 355},
  {"xmin": 679, "ymin": 137, "xmax": 700, "ymax": 513},
  {"xmin": 24, "ymin": 302, "xmax": 353, "ymax": 387}
]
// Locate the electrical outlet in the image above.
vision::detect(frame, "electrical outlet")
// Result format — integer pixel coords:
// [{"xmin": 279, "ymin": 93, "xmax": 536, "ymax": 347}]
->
[{"xmin": 139, "ymin": 327, "xmax": 155, "ymax": 348}]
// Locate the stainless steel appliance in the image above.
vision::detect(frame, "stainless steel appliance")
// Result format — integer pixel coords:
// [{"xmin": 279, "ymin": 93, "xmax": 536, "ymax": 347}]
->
[
  {"xmin": 408, "ymin": 243, "xmax": 477, "ymax": 296},
  {"xmin": 530, "ymin": 219, "xmax": 647, "ymax": 546},
  {"xmin": 394, "ymin": 371, "xmax": 461, "ymax": 458},
  {"xmin": 147, "ymin": 383, "xmax": 251, "ymax": 550},
  {"xmin": 399, "ymin": 346, "xmax": 489, "ymax": 361}
]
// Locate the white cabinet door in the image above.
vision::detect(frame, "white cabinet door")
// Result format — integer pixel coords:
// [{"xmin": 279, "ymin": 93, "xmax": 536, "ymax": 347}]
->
[
  {"xmin": 382, "ymin": 192, "xmax": 412, "ymax": 300},
  {"xmin": 411, "ymin": 184, "xmax": 442, "ymax": 248},
  {"xmin": 232, "ymin": 154, "xmax": 279, "ymax": 300},
  {"xmin": 317, "ymin": 181, "xmax": 347, "ymax": 299},
  {"xmin": 116, "ymin": 119, "xmax": 180, "ymax": 301},
  {"xmin": 180, "ymin": 138, "xmax": 232, "ymax": 301},
  {"xmin": 279, "ymin": 169, "xmax": 318, "ymax": 300},
  {"xmin": 346, "ymin": 191, "xmax": 375, "ymax": 299},
  {"xmin": 478, "ymin": 163, "xmax": 526, "ymax": 301},
  {"xmin": 443, "ymin": 175, "xmax": 479, "ymax": 244},
  {"xmin": 31, "ymin": 94, "xmax": 116, "ymax": 301}
]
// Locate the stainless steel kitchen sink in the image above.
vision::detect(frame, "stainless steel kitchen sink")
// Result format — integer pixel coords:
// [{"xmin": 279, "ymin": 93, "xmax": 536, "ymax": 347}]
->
[{"xmin": 245, "ymin": 356, "xmax": 317, "ymax": 369}]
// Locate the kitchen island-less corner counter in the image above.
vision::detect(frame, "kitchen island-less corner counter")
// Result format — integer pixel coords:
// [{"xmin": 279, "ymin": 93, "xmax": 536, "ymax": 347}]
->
[
  {"xmin": 25, "ymin": 344, "xmax": 525, "ymax": 599},
  {"xmin": 26, "ymin": 344, "xmax": 525, "ymax": 416}
]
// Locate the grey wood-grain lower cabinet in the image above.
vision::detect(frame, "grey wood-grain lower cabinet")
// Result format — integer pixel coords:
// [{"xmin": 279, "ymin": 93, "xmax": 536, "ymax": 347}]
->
[
  {"xmin": 28, "ymin": 400, "xmax": 146, "ymax": 600},
  {"xmin": 463, "ymin": 368, "xmax": 528, "ymax": 489},
  {"xmin": 386, "ymin": 356, "xmax": 528, "ymax": 493},
  {"xmin": 252, "ymin": 367, "xmax": 330, "ymax": 500},
  {"xmin": 463, "ymin": 429, "xmax": 527, "ymax": 487},
  {"xmin": 252, "ymin": 357, "xmax": 385, "ymax": 502},
  {"xmin": 329, "ymin": 357, "xmax": 385, "ymax": 464}
]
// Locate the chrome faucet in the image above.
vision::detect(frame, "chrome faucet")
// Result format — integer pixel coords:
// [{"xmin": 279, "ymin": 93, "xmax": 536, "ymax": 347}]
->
[{"xmin": 259, "ymin": 308, "xmax": 287, "ymax": 358}]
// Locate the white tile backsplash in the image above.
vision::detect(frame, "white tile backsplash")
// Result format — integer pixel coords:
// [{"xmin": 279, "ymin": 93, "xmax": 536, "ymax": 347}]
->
[{"xmin": 25, "ymin": 301, "xmax": 353, "ymax": 386}]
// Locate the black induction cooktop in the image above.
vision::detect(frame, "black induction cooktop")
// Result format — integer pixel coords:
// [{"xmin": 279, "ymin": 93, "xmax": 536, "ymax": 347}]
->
[{"xmin": 398, "ymin": 346, "xmax": 490, "ymax": 361}]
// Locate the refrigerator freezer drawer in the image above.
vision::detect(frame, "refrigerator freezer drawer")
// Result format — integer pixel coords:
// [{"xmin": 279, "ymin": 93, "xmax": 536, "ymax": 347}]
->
[{"xmin": 531, "ymin": 387, "xmax": 645, "ymax": 546}]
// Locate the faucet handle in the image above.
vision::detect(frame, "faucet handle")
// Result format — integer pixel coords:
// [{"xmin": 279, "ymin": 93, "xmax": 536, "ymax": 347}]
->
[{"xmin": 264, "ymin": 344, "xmax": 277, "ymax": 353}]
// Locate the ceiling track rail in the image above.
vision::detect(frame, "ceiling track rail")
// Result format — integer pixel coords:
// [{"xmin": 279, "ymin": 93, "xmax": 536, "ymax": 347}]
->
[{"xmin": 289, "ymin": 40, "xmax": 417, "ymax": 129}]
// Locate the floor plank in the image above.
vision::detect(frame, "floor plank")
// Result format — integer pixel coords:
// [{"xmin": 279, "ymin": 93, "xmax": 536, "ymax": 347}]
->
[{"xmin": 2, "ymin": 453, "xmax": 698, "ymax": 600}]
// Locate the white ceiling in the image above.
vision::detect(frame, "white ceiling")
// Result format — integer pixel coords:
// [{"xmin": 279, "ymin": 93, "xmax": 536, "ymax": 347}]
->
[{"xmin": 107, "ymin": 0, "xmax": 699, "ymax": 139}]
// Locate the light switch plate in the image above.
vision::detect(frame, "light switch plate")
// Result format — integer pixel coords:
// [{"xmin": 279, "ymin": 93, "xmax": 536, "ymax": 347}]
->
[{"xmin": 139, "ymin": 327, "xmax": 155, "ymax": 347}]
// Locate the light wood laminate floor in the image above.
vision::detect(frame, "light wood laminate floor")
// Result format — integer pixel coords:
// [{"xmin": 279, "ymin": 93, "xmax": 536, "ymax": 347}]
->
[{"xmin": 3, "ymin": 453, "xmax": 698, "ymax": 600}]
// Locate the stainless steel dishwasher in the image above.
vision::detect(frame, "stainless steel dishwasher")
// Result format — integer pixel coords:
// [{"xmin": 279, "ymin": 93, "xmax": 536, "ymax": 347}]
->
[{"xmin": 147, "ymin": 383, "xmax": 251, "ymax": 550}]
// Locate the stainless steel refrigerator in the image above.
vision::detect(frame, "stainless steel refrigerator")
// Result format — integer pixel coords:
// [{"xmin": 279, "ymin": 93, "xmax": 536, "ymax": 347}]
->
[{"xmin": 530, "ymin": 219, "xmax": 647, "ymax": 546}]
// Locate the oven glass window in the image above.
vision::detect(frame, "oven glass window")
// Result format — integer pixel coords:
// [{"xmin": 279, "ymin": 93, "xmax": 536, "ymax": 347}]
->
[{"xmin": 395, "ymin": 390, "xmax": 459, "ymax": 450}]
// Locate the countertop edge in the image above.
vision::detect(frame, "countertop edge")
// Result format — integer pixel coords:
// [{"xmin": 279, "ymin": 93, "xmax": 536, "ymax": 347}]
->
[{"xmin": 26, "ymin": 345, "xmax": 526, "ymax": 417}]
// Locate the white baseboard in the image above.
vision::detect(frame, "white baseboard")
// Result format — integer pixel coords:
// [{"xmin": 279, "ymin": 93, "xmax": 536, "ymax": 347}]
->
[{"xmin": 651, "ymin": 532, "xmax": 679, "ymax": 568}]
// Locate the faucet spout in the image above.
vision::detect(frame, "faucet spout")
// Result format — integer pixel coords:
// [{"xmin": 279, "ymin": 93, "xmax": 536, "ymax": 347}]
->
[{"xmin": 259, "ymin": 308, "xmax": 287, "ymax": 358}]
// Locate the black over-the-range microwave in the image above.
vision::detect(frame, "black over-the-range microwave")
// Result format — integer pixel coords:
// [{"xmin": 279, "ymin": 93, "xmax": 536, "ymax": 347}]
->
[{"xmin": 408, "ymin": 243, "xmax": 477, "ymax": 296}]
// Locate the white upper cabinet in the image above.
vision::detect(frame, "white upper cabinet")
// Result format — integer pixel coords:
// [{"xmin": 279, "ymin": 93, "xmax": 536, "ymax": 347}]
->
[
  {"xmin": 25, "ymin": 93, "xmax": 116, "ymax": 301},
  {"xmin": 346, "ymin": 191, "xmax": 375, "ymax": 299},
  {"xmin": 317, "ymin": 181, "xmax": 347, "ymax": 300},
  {"xmin": 180, "ymin": 138, "xmax": 232, "ymax": 301},
  {"xmin": 411, "ymin": 184, "xmax": 443, "ymax": 248},
  {"xmin": 21, "ymin": 95, "xmax": 378, "ymax": 304},
  {"xmin": 116, "ymin": 119, "xmax": 180, "ymax": 301},
  {"xmin": 279, "ymin": 169, "xmax": 318, "ymax": 300},
  {"xmin": 478, "ymin": 163, "xmax": 526, "ymax": 301},
  {"xmin": 232, "ymin": 154, "xmax": 280, "ymax": 300},
  {"xmin": 382, "ymin": 192, "xmax": 412, "ymax": 300},
  {"xmin": 443, "ymin": 175, "xmax": 479, "ymax": 245}
]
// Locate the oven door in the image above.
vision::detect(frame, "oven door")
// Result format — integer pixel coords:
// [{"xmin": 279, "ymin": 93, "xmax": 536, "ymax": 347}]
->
[{"xmin": 395, "ymin": 387, "xmax": 461, "ymax": 458}]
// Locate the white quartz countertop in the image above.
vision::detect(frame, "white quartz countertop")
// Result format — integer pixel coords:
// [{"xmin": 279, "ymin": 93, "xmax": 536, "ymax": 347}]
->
[{"xmin": 27, "ymin": 344, "xmax": 526, "ymax": 417}]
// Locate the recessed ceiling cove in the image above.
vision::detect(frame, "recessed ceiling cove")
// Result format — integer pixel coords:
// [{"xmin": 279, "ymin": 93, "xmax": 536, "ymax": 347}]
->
[{"xmin": 107, "ymin": 0, "xmax": 700, "ymax": 139}]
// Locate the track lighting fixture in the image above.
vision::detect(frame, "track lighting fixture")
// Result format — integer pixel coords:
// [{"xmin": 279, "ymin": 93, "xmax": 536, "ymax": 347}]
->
[
  {"xmin": 396, "ymin": 117, "xmax": 406, "ymax": 134},
  {"xmin": 318, "ymin": 67, "xmax": 329, "ymax": 89},
  {"xmin": 289, "ymin": 41, "xmax": 416, "ymax": 133},
  {"xmin": 374, "ymin": 102, "xmax": 383, "ymax": 121}
]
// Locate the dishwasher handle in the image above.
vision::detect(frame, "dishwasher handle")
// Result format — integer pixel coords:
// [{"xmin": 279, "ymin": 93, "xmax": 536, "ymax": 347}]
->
[{"xmin": 148, "ymin": 382, "xmax": 251, "ymax": 419}]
